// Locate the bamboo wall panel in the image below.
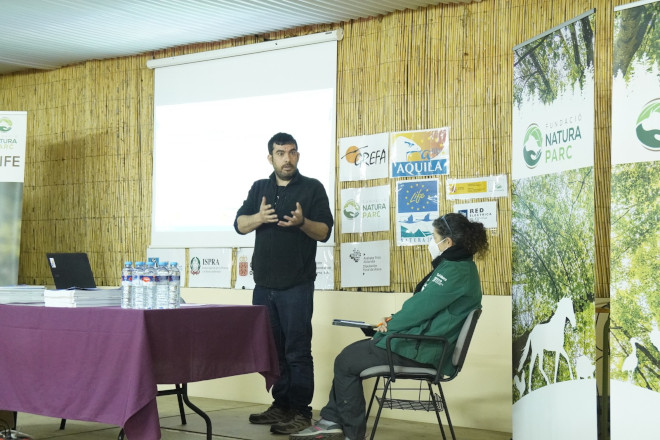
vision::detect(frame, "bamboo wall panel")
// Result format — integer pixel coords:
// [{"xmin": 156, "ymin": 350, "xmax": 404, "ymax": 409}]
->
[{"xmin": 0, "ymin": 0, "xmax": 631, "ymax": 296}]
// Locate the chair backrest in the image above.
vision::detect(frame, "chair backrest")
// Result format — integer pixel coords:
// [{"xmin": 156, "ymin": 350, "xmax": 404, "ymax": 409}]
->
[{"xmin": 451, "ymin": 308, "xmax": 482, "ymax": 372}]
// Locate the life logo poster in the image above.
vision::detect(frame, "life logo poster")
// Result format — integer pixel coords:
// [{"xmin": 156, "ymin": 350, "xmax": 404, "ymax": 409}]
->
[
  {"xmin": 188, "ymin": 248, "xmax": 232, "ymax": 288},
  {"xmin": 340, "ymin": 240, "xmax": 390, "ymax": 288},
  {"xmin": 339, "ymin": 133, "xmax": 389, "ymax": 181},
  {"xmin": 390, "ymin": 127, "xmax": 449, "ymax": 178},
  {"xmin": 395, "ymin": 179, "xmax": 438, "ymax": 246},
  {"xmin": 0, "ymin": 112, "xmax": 27, "ymax": 183},
  {"xmin": 340, "ymin": 185, "xmax": 390, "ymax": 234},
  {"xmin": 610, "ymin": 2, "xmax": 660, "ymax": 439}
]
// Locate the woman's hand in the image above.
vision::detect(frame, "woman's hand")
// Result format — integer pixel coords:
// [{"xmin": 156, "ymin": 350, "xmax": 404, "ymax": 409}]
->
[{"xmin": 376, "ymin": 316, "xmax": 391, "ymax": 333}]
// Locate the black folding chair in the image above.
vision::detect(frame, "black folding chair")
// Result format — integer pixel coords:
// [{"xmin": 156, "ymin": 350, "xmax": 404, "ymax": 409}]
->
[{"xmin": 360, "ymin": 308, "xmax": 482, "ymax": 440}]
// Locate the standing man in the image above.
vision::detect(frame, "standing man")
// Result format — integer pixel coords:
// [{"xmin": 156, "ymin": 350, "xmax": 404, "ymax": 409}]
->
[{"xmin": 235, "ymin": 132, "xmax": 334, "ymax": 435}]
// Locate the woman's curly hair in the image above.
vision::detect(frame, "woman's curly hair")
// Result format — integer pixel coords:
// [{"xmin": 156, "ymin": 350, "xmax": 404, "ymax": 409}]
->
[{"xmin": 433, "ymin": 213, "xmax": 489, "ymax": 258}]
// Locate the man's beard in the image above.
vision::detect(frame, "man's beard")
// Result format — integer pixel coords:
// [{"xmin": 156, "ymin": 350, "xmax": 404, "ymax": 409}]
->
[{"xmin": 275, "ymin": 166, "xmax": 296, "ymax": 181}]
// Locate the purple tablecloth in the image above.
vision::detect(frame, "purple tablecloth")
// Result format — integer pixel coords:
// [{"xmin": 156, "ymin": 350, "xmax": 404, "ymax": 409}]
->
[{"xmin": 0, "ymin": 304, "xmax": 279, "ymax": 439}]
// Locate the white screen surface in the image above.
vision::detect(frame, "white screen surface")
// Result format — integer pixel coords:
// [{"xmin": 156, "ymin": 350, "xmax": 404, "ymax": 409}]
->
[{"xmin": 151, "ymin": 40, "xmax": 337, "ymax": 248}]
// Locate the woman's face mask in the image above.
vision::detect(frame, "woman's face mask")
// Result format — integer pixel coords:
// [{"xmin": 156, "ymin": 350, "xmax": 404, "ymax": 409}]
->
[{"xmin": 428, "ymin": 237, "xmax": 448, "ymax": 260}]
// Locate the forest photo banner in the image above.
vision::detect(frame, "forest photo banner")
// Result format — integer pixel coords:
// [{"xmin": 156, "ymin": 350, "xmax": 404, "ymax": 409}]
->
[
  {"xmin": 511, "ymin": 10, "xmax": 597, "ymax": 440},
  {"xmin": 610, "ymin": 1, "xmax": 660, "ymax": 438},
  {"xmin": 0, "ymin": 111, "xmax": 27, "ymax": 286}
]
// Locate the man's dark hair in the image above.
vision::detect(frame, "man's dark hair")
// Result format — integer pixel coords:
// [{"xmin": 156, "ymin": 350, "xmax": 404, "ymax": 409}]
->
[{"xmin": 268, "ymin": 132, "xmax": 298, "ymax": 155}]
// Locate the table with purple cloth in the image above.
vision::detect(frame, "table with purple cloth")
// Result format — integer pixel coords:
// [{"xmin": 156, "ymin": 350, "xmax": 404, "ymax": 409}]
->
[{"xmin": 0, "ymin": 304, "xmax": 279, "ymax": 439}]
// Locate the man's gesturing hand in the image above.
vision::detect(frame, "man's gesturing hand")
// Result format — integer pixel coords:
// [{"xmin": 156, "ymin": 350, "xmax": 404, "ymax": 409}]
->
[
  {"xmin": 259, "ymin": 196, "xmax": 279, "ymax": 224},
  {"xmin": 279, "ymin": 202, "xmax": 305, "ymax": 228}
]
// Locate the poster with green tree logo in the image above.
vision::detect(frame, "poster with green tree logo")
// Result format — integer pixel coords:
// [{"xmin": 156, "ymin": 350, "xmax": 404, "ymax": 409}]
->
[
  {"xmin": 610, "ymin": 1, "xmax": 660, "ymax": 438},
  {"xmin": 511, "ymin": 11, "xmax": 597, "ymax": 440}
]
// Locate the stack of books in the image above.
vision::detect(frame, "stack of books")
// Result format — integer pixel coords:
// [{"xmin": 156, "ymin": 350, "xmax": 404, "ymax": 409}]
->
[
  {"xmin": 43, "ymin": 288, "xmax": 122, "ymax": 308},
  {"xmin": 0, "ymin": 285, "xmax": 45, "ymax": 306}
]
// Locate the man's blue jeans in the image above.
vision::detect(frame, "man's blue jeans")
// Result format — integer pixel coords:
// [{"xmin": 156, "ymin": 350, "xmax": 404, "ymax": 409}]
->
[{"xmin": 253, "ymin": 282, "xmax": 314, "ymax": 418}]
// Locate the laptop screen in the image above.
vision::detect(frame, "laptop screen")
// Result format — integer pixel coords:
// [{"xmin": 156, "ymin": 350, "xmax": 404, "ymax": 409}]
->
[{"xmin": 46, "ymin": 253, "xmax": 97, "ymax": 289}]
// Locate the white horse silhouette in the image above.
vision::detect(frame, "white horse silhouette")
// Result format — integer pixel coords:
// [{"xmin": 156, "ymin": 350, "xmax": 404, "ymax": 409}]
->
[
  {"xmin": 514, "ymin": 370, "xmax": 526, "ymax": 396},
  {"xmin": 518, "ymin": 297, "xmax": 576, "ymax": 392}
]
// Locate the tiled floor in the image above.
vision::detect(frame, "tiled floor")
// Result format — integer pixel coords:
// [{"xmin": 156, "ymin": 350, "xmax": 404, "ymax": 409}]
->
[{"xmin": 9, "ymin": 395, "xmax": 511, "ymax": 440}]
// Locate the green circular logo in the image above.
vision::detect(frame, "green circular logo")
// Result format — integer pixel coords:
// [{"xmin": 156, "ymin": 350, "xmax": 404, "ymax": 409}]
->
[
  {"xmin": 0, "ymin": 117, "xmax": 12, "ymax": 132},
  {"xmin": 523, "ymin": 124, "xmax": 543, "ymax": 168},
  {"xmin": 636, "ymin": 99, "xmax": 660, "ymax": 151},
  {"xmin": 343, "ymin": 200, "xmax": 360, "ymax": 219}
]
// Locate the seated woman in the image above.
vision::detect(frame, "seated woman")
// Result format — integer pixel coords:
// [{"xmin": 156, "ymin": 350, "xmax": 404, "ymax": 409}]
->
[{"xmin": 290, "ymin": 213, "xmax": 489, "ymax": 440}]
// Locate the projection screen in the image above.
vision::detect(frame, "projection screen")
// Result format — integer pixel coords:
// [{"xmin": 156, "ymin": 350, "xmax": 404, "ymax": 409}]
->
[{"xmin": 149, "ymin": 31, "xmax": 339, "ymax": 248}]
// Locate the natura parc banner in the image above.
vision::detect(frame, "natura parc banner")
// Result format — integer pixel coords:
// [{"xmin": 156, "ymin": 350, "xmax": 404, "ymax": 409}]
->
[
  {"xmin": 610, "ymin": 1, "xmax": 660, "ymax": 438},
  {"xmin": 0, "ymin": 111, "xmax": 27, "ymax": 285},
  {"xmin": 511, "ymin": 11, "xmax": 597, "ymax": 440}
]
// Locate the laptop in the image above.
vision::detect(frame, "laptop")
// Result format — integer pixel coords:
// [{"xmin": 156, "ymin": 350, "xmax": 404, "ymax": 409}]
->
[{"xmin": 46, "ymin": 252, "xmax": 97, "ymax": 289}]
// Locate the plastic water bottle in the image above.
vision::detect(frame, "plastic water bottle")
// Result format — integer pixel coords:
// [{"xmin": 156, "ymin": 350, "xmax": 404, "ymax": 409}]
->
[
  {"xmin": 168, "ymin": 262, "xmax": 181, "ymax": 309},
  {"xmin": 155, "ymin": 261, "xmax": 170, "ymax": 309},
  {"xmin": 132, "ymin": 262, "xmax": 145, "ymax": 309},
  {"xmin": 143, "ymin": 261, "xmax": 156, "ymax": 309},
  {"xmin": 121, "ymin": 261, "xmax": 133, "ymax": 309}
]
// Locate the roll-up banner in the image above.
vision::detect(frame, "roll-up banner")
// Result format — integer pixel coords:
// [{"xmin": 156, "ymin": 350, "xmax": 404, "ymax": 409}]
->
[
  {"xmin": 0, "ymin": 111, "xmax": 27, "ymax": 285},
  {"xmin": 610, "ymin": 1, "xmax": 660, "ymax": 438},
  {"xmin": 511, "ymin": 11, "xmax": 597, "ymax": 440}
]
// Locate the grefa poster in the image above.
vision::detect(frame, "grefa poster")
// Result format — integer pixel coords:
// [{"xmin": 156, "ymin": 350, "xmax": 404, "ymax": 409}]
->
[
  {"xmin": 338, "ymin": 133, "xmax": 389, "ymax": 181},
  {"xmin": 610, "ymin": 2, "xmax": 660, "ymax": 438},
  {"xmin": 511, "ymin": 11, "xmax": 597, "ymax": 440},
  {"xmin": 0, "ymin": 111, "xmax": 27, "ymax": 285}
]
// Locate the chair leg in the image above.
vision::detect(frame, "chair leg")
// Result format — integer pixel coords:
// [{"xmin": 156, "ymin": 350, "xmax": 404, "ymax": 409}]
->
[
  {"xmin": 369, "ymin": 378, "xmax": 392, "ymax": 440},
  {"xmin": 59, "ymin": 418, "xmax": 67, "ymax": 430},
  {"xmin": 365, "ymin": 376, "xmax": 380, "ymax": 421},
  {"xmin": 434, "ymin": 383, "xmax": 456, "ymax": 440},
  {"xmin": 427, "ymin": 383, "xmax": 448, "ymax": 440},
  {"xmin": 175, "ymin": 384, "xmax": 187, "ymax": 425}
]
